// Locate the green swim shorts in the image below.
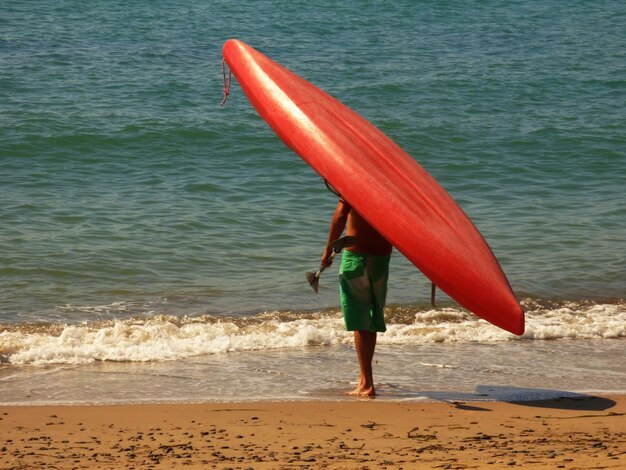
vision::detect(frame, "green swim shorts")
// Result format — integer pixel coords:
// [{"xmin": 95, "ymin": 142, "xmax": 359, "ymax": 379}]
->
[{"xmin": 339, "ymin": 250, "xmax": 390, "ymax": 333}]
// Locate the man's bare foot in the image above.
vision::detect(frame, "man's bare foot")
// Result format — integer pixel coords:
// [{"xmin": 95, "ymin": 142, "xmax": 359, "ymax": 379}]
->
[{"xmin": 346, "ymin": 386, "xmax": 376, "ymax": 397}]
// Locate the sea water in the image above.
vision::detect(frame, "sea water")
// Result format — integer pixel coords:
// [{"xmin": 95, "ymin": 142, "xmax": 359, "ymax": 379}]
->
[{"xmin": 1, "ymin": 0, "xmax": 624, "ymax": 404}]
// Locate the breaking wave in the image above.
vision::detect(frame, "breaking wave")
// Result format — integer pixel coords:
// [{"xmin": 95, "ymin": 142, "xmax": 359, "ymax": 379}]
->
[{"xmin": 1, "ymin": 299, "xmax": 624, "ymax": 365}]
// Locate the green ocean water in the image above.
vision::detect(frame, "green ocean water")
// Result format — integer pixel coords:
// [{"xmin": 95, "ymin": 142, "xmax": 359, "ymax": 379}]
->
[{"xmin": 1, "ymin": 0, "xmax": 625, "ymax": 324}]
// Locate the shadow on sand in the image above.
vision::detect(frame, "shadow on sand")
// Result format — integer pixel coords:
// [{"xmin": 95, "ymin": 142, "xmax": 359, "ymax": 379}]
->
[
  {"xmin": 375, "ymin": 384, "xmax": 616, "ymax": 412},
  {"xmin": 475, "ymin": 385, "xmax": 617, "ymax": 411}
]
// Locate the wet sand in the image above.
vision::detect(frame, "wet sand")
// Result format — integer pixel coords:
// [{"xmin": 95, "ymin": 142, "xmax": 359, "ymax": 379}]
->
[{"xmin": 1, "ymin": 396, "xmax": 625, "ymax": 469}]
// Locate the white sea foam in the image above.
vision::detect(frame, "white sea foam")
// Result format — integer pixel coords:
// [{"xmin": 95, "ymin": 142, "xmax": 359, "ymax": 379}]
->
[
  {"xmin": 1, "ymin": 300, "xmax": 624, "ymax": 366},
  {"xmin": 1, "ymin": 316, "xmax": 350, "ymax": 365}
]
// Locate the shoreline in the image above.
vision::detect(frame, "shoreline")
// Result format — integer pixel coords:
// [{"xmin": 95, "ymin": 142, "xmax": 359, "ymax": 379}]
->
[
  {"xmin": 2, "ymin": 395, "xmax": 624, "ymax": 468},
  {"xmin": 2, "ymin": 389, "xmax": 626, "ymax": 408},
  {"xmin": 3, "ymin": 338, "xmax": 624, "ymax": 406}
]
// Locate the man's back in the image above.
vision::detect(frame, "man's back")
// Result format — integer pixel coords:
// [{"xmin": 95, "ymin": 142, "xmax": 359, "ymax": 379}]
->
[{"xmin": 345, "ymin": 210, "xmax": 392, "ymax": 256}]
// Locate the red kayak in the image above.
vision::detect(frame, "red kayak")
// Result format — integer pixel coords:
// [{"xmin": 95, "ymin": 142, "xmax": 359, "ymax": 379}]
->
[{"xmin": 222, "ymin": 39, "xmax": 524, "ymax": 335}]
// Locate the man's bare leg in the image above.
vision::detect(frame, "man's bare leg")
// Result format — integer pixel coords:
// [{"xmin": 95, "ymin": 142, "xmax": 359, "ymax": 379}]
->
[{"xmin": 347, "ymin": 330, "xmax": 377, "ymax": 396}]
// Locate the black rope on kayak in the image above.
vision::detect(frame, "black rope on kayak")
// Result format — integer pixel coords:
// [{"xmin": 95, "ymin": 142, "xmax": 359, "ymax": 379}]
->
[
  {"xmin": 324, "ymin": 179, "xmax": 341, "ymax": 198},
  {"xmin": 220, "ymin": 58, "xmax": 232, "ymax": 107}
]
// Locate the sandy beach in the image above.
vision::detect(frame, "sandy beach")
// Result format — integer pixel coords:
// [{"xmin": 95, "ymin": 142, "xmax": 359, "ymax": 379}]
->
[{"xmin": 1, "ymin": 396, "xmax": 624, "ymax": 469}]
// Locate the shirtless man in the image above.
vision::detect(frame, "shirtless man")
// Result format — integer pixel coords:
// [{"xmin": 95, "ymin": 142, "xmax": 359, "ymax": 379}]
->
[{"xmin": 321, "ymin": 198, "xmax": 392, "ymax": 396}]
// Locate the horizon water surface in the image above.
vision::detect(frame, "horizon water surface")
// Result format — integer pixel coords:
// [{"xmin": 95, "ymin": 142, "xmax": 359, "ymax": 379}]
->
[{"xmin": 1, "ymin": 0, "xmax": 625, "ymax": 404}]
